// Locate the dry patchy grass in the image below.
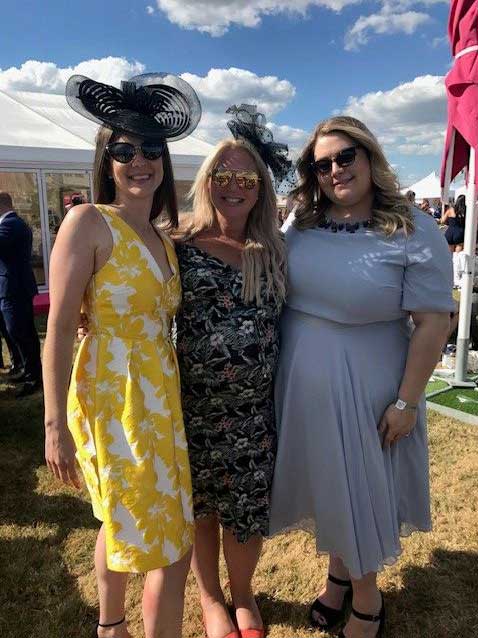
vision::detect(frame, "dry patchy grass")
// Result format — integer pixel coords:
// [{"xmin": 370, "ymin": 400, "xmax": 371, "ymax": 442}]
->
[{"xmin": 0, "ymin": 383, "xmax": 477, "ymax": 638}]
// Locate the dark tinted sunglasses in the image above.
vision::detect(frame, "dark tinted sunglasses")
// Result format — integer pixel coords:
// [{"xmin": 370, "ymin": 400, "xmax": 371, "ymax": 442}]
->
[
  {"xmin": 311, "ymin": 146, "xmax": 359, "ymax": 176},
  {"xmin": 106, "ymin": 141, "xmax": 166, "ymax": 164}
]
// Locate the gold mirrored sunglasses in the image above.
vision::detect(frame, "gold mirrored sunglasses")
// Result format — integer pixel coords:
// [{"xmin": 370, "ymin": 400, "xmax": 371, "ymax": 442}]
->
[{"xmin": 210, "ymin": 168, "xmax": 262, "ymax": 190}]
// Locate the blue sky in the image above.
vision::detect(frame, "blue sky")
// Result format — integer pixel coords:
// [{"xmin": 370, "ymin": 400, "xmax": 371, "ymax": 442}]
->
[{"xmin": 1, "ymin": 0, "xmax": 452, "ymax": 185}]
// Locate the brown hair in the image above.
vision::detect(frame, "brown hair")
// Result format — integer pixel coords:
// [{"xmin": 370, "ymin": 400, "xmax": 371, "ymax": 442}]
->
[
  {"xmin": 0, "ymin": 191, "xmax": 13, "ymax": 210},
  {"xmin": 292, "ymin": 116, "xmax": 414, "ymax": 236},
  {"xmin": 93, "ymin": 125, "xmax": 178, "ymax": 228}
]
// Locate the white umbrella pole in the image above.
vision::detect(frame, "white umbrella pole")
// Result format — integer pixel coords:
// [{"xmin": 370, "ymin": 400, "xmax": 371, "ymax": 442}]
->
[
  {"xmin": 442, "ymin": 129, "xmax": 455, "ymax": 209},
  {"xmin": 455, "ymin": 146, "xmax": 477, "ymax": 384}
]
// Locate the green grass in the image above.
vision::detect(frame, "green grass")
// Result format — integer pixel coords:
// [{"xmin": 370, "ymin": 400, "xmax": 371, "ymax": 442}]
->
[
  {"xmin": 2, "ymin": 323, "xmax": 478, "ymax": 638},
  {"xmin": 428, "ymin": 387, "xmax": 478, "ymax": 416},
  {"xmin": 426, "ymin": 379, "xmax": 449, "ymax": 395}
]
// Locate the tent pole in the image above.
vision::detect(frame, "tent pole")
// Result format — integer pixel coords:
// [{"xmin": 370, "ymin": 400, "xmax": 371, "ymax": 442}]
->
[
  {"xmin": 442, "ymin": 129, "xmax": 455, "ymax": 210},
  {"xmin": 454, "ymin": 146, "xmax": 477, "ymax": 386}
]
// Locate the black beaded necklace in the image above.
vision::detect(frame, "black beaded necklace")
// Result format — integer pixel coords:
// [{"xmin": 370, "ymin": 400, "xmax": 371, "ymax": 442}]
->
[{"xmin": 317, "ymin": 216, "xmax": 373, "ymax": 233}]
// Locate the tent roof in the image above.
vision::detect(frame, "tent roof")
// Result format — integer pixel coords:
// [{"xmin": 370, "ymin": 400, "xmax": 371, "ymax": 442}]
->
[
  {"xmin": 403, "ymin": 171, "xmax": 454, "ymax": 199},
  {"xmin": 0, "ymin": 89, "xmax": 215, "ymax": 165}
]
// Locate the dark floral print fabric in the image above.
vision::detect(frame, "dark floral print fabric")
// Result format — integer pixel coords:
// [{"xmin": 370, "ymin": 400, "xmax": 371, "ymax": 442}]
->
[{"xmin": 175, "ymin": 242, "xmax": 281, "ymax": 542}]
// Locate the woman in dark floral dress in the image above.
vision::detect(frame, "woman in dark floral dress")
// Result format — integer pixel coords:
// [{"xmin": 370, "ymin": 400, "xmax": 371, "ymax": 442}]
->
[{"xmin": 174, "ymin": 137, "xmax": 286, "ymax": 638}]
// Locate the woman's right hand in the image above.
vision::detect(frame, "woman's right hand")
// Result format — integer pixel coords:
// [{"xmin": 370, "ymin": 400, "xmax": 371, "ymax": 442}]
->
[
  {"xmin": 45, "ymin": 423, "xmax": 81, "ymax": 488},
  {"xmin": 77, "ymin": 312, "xmax": 89, "ymax": 341}
]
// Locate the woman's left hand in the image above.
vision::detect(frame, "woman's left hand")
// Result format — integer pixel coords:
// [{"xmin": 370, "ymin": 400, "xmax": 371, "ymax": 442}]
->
[{"xmin": 378, "ymin": 404, "xmax": 417, "ymax": 447}]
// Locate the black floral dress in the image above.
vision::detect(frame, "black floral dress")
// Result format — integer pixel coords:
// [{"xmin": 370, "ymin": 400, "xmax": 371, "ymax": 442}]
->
[{"xmin": 175, "ymin": 243, "xmax": 281, "ymax": 542}]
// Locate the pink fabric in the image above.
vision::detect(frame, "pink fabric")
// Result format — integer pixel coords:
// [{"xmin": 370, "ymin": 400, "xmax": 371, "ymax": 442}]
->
[
  {"xmin": 33, "ymin": 292, "xmax": 49, "ymax": 315},
  {"xmin": 441, "ymin": 0, "xmax": 478, "ymax": 186}
]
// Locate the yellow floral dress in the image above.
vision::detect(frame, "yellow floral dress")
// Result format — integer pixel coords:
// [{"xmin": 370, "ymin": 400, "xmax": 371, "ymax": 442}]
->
[{"xmin": 67, "ymin": 205, "xmax": 194, "ymax": 573}]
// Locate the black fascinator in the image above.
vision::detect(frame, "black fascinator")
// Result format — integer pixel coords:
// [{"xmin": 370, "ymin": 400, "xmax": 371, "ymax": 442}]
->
[
  {"xmin": 66, "ymin": 72, "xmax": 201, "ymax": 141},
  {"xmin": 226, "ymin": 104, "xmax": 296, "ymax": 191}
]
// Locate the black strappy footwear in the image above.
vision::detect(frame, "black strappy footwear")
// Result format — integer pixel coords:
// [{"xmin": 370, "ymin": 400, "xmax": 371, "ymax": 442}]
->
[
  {"xmin": 94, "ymin": 616, "xmax": 126, "ymax": 637},
  {"xmin": 309, "ymin": 574, "xmax": 352, "ymax": 631},
  {"xmin": 338, "ymin": 594, "xmax": 385, "ymax": 638}
]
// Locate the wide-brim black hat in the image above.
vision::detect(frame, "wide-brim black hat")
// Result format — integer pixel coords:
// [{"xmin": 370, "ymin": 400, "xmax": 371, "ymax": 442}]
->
[{"xmin": 66, "ymin": 72, "xmax": 201, "ymax": 141}]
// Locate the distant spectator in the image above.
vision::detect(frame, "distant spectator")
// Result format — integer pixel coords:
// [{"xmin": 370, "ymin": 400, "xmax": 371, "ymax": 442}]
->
[
  {"xmin": 0, "ymin": 191, "xmax": 42, "ymax": 396},
  {"xmin": 405, "ymin": 190, "xmax": 416, "ymax": 205},
  {"xmin": 71, "ymin": 194, "xmax": 85, "ymax": 206},
  {"xmin": 442, "ymin": 194, "xmax": 466, "ymax": 253},
  {"xmin": 419, "ymin": 199, "xmax": 433, "ymax": 215}
]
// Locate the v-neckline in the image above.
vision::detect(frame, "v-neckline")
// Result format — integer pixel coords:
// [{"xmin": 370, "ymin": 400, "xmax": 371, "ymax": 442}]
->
[
  {"xmin": 107, "ymin": 207, "xmax": 176, "ymax": 284},
  {"xmin": 182, "ymin": 242, "xmax": 242, "ymax": 276}
]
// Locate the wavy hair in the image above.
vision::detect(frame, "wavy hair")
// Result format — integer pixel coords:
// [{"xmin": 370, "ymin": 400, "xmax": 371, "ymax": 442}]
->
[
  {"xmin": 175, "ymin": 138, "xmax": 286, "ymax": 306},
  {"xmin": 292, "ymin": 116, "xmax": 414, "ymax": 235},
  {"xmin": 93, "ymin": 125, "xmax": 178, "ymax": 228}
]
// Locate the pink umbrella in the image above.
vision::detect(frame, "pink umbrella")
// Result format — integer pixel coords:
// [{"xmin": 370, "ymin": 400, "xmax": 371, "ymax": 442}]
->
[
  {"xmin": 440, "ymin": 0, "xmax": 478, "ymax": 385},
  {"xmin": 441, "ymin": 0, "xmax": 478, "ymax": 189}
]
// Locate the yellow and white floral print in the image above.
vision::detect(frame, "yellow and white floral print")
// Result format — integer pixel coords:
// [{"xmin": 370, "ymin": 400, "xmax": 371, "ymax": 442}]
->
[{"xmin": 67, "ymin": 205, "xmax": 194, "ymax": 573}]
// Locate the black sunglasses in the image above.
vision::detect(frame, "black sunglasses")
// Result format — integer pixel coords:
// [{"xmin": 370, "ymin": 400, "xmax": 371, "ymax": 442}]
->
[
  {"xmin": 311, "ymin": 146, "xmax": 359, "ymax": 175},
  {"xmin": 106, "ymin": 141, "xmax": 166, "ymax": 164}
]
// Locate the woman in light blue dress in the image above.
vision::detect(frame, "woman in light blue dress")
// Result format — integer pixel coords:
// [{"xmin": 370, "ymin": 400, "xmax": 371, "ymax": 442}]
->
[{"xmin": 269, "ymin": 116, "xmax": 454, "ymax": 638}]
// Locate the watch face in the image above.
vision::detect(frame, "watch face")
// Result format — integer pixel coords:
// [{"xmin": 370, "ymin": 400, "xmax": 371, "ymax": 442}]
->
[{"xmin": 395, "ymin": 399, "xmax": 407, "ymax": 410}]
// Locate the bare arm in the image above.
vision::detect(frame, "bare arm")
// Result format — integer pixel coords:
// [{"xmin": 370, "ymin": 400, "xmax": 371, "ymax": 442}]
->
[
  {"xmin": 43, "ymin": 205, "xmax": 101, "ymax": 487},
  {"xmin": 440, "ymin": 208, "xmax": 452, "ymax": 225},
  {"xmin": 379, "ymin": 312, "xmax": 450, "ymax": 446}
]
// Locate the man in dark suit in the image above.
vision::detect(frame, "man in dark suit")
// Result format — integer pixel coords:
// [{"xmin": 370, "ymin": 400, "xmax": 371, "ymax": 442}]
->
[{"xmin": 0, "ymin": 192, "xmax": 42, "ymax": 396}]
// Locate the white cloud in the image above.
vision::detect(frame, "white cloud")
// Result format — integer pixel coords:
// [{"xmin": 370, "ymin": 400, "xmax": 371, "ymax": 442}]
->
[
  {"xmin": 146, "ymin": 5, "xmax": 155, "ymax": 14},
  {"xmin": 342, "ymin": 74, "xmax": 446, "ymax": 156},
  {"xmin": 0, "ymin": 58, "xmax": 307, "ymax": 151},
  {"xmin": 179, "ymin": 67, "xmax": 308, "ymax": 148},
  {"xmin": 154, "ymin": 0, "xmax": 361, "ymax": 36},
  {"xmin": 0, "ymin": 57, "xmax": 145, "ymax": 94},
  {"xmin": 345, "ymin": 10, "xmax": 431, "ymax": 50}
]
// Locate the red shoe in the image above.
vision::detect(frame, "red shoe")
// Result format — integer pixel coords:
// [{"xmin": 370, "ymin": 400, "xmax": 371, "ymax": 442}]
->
[
  {"xmin": 239, "ymin": 629, "xmax": 265, "ymax": 638},
  {"xmin": 203, "ymin": 614, "xmax": 240, "ymax": 638}
]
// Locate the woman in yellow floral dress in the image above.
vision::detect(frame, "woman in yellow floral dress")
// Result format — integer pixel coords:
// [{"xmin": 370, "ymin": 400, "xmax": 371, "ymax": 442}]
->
[{"xmin": 43, "ymin": 73, "xmax": 201, "ymax": 638}]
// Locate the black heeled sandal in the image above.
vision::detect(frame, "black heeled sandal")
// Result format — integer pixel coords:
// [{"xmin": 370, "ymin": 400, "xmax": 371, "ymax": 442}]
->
[
  {"xmin": 309, "ymin": 574, "xmax": 352, "ymax": 630},
  {"xmin": 94, "ymin": 616, "xmax": 126, "ymax": 637},
  {"xmin": 338, "ymin": 594, "xmax": 385, "ymax": 638}
]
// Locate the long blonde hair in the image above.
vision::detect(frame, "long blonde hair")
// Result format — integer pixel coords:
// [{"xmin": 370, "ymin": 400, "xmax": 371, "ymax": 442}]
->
[
  {"xmin": 176, "ymin": 138, "xmax": 286, "ymax": 306},
  {"xmin": 292, "ymin": 116, "xmax": 414, "ymax": 235}
]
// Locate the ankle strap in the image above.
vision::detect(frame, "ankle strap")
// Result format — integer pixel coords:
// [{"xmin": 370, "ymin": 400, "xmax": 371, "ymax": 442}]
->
[
  {"xmin": 351, "ymin": 607, "xmax": 381, "ymax": 622},
  {"xmin": 328, "ymin": 573, "xmax": 352, "ymax": 587},
  {"xmin": 98, "ymin": 616, "xmax": 125, "ymax": 628}
]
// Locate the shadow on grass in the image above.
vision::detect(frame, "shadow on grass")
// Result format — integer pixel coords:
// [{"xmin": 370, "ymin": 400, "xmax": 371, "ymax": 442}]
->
[
  {"xmin": 259, "ymin": 549, "xmax": 478, "ymax": 638},
  {"xmin": 0, "ymin": 393, "xmax": 97, "ymax": 530},
  {"xmin": 0, "ymin": 389, "xmax": 99, "ymax": 637},
  {"xmin": 0, "ymin": 535, "xmax": 97, "ymax": 638},
  {"xmin": 256, "ymin": 593, "xmax": 311, "ymax": 632},
  {"xmin": 385, "ymin": 548, "xmax": 478, "ymax": 638}
]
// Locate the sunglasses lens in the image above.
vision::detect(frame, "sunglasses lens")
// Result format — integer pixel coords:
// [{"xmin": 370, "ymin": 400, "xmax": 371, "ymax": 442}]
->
[
  {"xmin": 236, "ymin": 172, "xmax": 259, "ymax": 189},
  {"xmin": 212, "ymin": 170, "xmax": 232, "ymax": 187},
  {"xmin": 108, "ymin": 143, "xmax": 135, "ymax": 163},
  {"xmin": 141, "ymin": 141, "xmax": 165, "ymax": 160},
  {"xmin": 337, "ymin": 147, "xmax": 356, "ymax": 167},
  {"xmin": 315, "ymin": 160, "xmax": 332, "ymax": 174}
]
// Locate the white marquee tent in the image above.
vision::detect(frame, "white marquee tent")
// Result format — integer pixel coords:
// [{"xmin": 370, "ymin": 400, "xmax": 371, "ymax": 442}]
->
[
  {"xmin": 0, "ymin": 89, "xmax": 214, "ymax": 176},
  {"xmin": 402, "ymin": 171, "xmax": 455, "ymax": 201},
  {"xmin": 0, "ymin": 89, "xmax": 215, "ymax": 291}
]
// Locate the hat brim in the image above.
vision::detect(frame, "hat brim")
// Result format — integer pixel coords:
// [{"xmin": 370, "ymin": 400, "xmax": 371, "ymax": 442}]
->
[{"xmin": 66, "ymin": 72, "xmax": 201, "ymax": 142}]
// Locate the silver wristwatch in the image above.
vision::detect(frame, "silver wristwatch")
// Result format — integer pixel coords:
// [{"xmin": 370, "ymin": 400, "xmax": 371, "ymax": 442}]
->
[{"xmin": 394, "ymin": 398, "xmax": 417, "ymax": 411}]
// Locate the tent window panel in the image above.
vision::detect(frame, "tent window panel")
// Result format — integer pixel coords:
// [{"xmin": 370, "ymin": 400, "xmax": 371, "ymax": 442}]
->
[
  {"xmin": 0, "ymin": 171, "xmax": 45, "ymax": 286},
  {"xmin": 45, "ymin": 172, "xmax": 92, "ymax": 249}
]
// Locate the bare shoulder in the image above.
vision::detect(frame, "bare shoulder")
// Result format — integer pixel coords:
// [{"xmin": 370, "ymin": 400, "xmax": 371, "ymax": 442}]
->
[{"xmin": 59, "ymin": 204, "xmax": 110, "ymax": 241}]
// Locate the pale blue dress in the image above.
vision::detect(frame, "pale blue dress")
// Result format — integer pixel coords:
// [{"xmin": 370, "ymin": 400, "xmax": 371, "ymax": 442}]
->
[{"xmin": 269, "ymin": 211, "xmax": 454, "ymax": 578}]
